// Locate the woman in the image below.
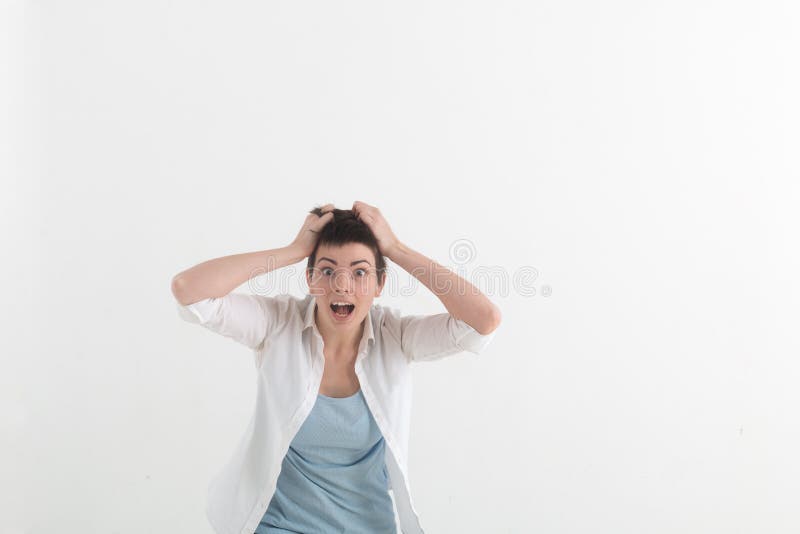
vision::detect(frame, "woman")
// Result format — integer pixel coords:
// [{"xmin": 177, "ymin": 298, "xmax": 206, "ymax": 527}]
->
[{"xmin": 172, "ymin": 201, "xmax": 501, "ymax": 534}]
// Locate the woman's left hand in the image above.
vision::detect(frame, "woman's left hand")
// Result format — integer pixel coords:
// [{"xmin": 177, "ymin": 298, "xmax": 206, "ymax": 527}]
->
[{"xmin": 352, "ymin": 201, "xmax": 401, "ymax": 259}]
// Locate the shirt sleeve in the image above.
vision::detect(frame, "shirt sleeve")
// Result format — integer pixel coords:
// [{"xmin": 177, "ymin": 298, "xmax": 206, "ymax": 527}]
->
[
  {"xmin": 399, "ymin": 312, "xmax": 498, "ymax": 363},
  {"xmin": 175, "ymin": 292, "xmax": 290, "ymax": 351}
]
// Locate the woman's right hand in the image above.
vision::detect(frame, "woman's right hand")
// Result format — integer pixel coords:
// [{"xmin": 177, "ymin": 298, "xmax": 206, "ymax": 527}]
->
[{"xmin": 289, "ymin": 203, "xmax": 335, "ymax": 258}]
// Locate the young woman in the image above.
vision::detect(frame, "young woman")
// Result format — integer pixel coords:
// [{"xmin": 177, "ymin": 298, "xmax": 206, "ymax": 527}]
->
[{"xmin": 172, "ymin": 201, "xmax": 501, "ymax": 534}]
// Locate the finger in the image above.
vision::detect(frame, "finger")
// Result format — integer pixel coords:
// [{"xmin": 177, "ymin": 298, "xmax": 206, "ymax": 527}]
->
[
  {"xmin": 313, "ymin": 205, "xmax": 333, "ymax": 217},
  {"xmin": 357, "ymin": 207, "xmax": 375, "ymax": 221},
  {"xmin": 359, "ymin": 202, "xmax": 376, "ymax": 214},
  {"xmin": 314, "ymin": 211, "xmax": 334, "ymax": 228},
  {"xmin": 353, "ymin": 201, "xmax": 371, "ymax": 215}
]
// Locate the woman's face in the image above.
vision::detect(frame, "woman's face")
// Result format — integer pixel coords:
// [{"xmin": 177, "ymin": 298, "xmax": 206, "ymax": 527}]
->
[{"xmin": 306, "ymin": 242, "xmax": 384, "ymax": 331}]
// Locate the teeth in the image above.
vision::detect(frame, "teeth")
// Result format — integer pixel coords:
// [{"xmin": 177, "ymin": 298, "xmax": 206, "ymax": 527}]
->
[{"xmin": 331, "ymin": 302, "xmax": 353, "ymax": 306}]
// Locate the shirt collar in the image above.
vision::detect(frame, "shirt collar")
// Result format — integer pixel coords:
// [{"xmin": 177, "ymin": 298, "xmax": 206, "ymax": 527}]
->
[{"xmin": 302, "ymin": 295, "xmax": 375, "ymax": 350}]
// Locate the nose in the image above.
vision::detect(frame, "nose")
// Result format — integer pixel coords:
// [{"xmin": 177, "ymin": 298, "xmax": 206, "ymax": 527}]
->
[{"xmin": 331, "ymin": 269, "xmax": 355, "ymax": 293}]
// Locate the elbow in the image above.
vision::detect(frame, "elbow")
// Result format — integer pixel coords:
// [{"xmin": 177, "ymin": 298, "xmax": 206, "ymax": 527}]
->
[
  {"xmin": 171, "ymin": 275, "xmax": 220, "ymax": 306},
  {"xmin": 171, "ymin": 275, "xmax": 191, "ymax": 305},
  {"xmin": 475, "ymin": 304, "xmax": 502, "ymax": 335}
]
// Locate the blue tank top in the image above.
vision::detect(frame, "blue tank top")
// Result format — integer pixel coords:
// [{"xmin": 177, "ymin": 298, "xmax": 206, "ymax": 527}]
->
[{"xmin": 255, "ymin": 388, "xmax": 397, "ymax": 533}]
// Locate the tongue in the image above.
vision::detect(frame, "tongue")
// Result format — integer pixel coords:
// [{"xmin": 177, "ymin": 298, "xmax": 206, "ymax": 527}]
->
[{"xmin": 332, "ymin": 305, "xmax": 352, "ymax": 316}]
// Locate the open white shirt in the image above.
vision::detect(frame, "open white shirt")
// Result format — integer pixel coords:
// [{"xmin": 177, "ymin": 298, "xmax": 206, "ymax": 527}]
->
[{"xmin": 175, "ymin": 292, "xmax": 498, "ymax": 534}]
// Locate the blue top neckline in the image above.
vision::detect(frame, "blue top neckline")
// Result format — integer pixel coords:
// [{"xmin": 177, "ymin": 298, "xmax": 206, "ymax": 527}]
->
[{"xmin": 317, "ymin": 388, "xmax": 362, "ymax": 400}]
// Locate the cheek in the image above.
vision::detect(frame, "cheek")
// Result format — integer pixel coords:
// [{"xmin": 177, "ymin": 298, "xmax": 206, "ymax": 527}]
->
[
  {"xmin": 307, "ymin": 277, "xmax": 328, "ymax": 295},
  {"xmin": 308, "ymin": 273, "xmax": 328, "ymax": 287},
  {"xmin": 355, "ymin": 281, "xmax": 374, "ymax": 295}
]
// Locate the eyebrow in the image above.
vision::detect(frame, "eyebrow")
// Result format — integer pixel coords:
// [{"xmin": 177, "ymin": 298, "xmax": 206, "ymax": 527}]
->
[{"xmin": 318, "ymin": 257, "xmax": 372, "ymax": 266}]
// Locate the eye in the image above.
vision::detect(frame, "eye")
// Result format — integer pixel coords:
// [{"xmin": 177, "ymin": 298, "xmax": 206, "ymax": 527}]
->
[
  {"xmin": 322, "ymin": 267, "xmax": 333, "ymax": 276},
  {"xmin": 355, "ymin": 268, "xmax": 367, "ymax": 277}
]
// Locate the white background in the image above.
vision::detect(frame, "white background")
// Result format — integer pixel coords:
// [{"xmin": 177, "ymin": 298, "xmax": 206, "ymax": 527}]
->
[{"xmin": 4, "ymin": 1, "xmax": 799, "ymax": 532}]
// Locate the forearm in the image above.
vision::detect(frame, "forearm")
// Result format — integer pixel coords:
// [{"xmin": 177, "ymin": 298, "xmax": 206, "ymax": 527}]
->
[
  {"xmin": 387, "ymin": 241, "xmax": 501, "ymax": 334},
  {"xmin": 171, "ymin": 245, "xmax": 305, "ymax": 305}
]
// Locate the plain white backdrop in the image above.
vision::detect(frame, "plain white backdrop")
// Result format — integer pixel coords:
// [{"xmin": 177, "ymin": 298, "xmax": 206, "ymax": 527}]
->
[{"xmin": 4, "ymin": 1, "xmax": 800, "ymax": 532}]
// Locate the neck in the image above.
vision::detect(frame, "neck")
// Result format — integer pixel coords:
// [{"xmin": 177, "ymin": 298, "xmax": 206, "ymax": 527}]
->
[{"xmin": 314, "ymin": 304, "xmax": 365, "ymax": 355}]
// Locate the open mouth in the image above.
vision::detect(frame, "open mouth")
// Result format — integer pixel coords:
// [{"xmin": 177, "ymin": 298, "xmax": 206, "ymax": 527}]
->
[{"xmin": 330, "ymin": 302, "xmax": 356, "ymax": 318}]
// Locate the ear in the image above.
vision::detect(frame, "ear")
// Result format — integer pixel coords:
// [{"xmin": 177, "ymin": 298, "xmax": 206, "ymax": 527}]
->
[{"xmin": 305, "ymin": 267, "xmax": 313, "ymax": 288}]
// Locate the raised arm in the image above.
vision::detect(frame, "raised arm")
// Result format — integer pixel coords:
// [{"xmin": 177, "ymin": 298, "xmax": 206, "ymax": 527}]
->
[
  {"xmin": 171, "ymin": 204, "xmax": 335, "ymax": 305},
  {"xmin": 386, "ymin": 242, "xmax": 501, "ymax": 335},
  {"xmin": 351, "ymin": 201, "xmax": 501, "ymax": 335}
]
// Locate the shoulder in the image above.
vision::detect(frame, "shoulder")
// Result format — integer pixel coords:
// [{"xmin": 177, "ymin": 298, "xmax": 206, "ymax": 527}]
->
[
  {"xmin": 369, "ymin": 301, "xmax": 404, "ymax": 342},
  {"xmin": 246, "ymin": 293, "xmax": 311, "ymax": 340},
  {"xmin": 269, "ymin": 292, "xmax": 310, "ymax": 320},
  {"xmin": 230, "ymin": 292, "xmax": 309, "ymax": 331},
  {"xmin": 268, "ymin": 292, "xmax": 306, "ymax": 308}
]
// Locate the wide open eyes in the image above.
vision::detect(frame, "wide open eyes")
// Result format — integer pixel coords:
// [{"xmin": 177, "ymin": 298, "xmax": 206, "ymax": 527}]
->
[{"xmin": 321, "ymin": 267, "xmax": 368, "ymax": 277}]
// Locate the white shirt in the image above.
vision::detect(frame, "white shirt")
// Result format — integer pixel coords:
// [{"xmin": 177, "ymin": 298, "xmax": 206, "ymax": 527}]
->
[{"xmin": 175, "ymin": 292, "xmax": 498, "ymax": 534}]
